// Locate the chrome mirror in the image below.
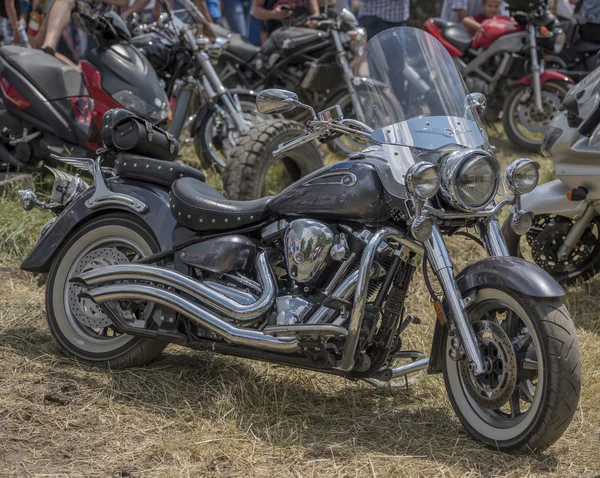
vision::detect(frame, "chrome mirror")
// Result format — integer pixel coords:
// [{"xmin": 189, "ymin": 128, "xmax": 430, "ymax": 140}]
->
[
  {"xmin": 256, "ymin": 89, "xmax": 299, "ymax": 114},
  {"xmin": 466, "ymin": 92, "xmax": 487, "ymax": 115}
]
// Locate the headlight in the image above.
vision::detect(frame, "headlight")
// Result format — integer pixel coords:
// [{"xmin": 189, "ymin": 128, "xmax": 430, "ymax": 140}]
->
[
  {"xmin": 439, "ymin": 149, "xmax": 500, "ymax": 211},
  {"xmin": 405, "ymin": 161, "xmax": 440, "ymax": 200},
  {"xmin": 113, "ymin": 90, "xmax": 170, "ymax": 123},
  {"xmin": 348, "ymin": 27, "xmax": 367, "ymax": 57},
  {"xmin": 553, "ymin": 28, "xmax": 566, "ymax": 54},
  {"xmin": 505, "ymin": 158, "xmax": 540, "ymax": 195}
]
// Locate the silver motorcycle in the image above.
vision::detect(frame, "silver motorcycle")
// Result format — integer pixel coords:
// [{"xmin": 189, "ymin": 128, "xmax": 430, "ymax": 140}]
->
[{"xmin": 503, "ymin": 65, "xmax": 600, "ymax": 284}]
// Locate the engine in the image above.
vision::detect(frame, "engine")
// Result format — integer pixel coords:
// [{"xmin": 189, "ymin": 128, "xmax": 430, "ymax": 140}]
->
[{"xmin": 464, "ymin": 75, "xmax": 489, "ymax": 96}]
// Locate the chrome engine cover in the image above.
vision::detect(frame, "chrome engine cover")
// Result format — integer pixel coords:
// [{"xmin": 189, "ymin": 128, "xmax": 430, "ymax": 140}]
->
[{"xmin": 285, "ymin": 219, "xmax": 334, "ymax": 283}]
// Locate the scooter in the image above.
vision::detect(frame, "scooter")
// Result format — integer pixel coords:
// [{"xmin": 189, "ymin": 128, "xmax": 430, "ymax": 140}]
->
[
  {"xmin": 502, "ymin": 64, "xmax": 600, "ymax": 284},
  {"xmin": 0, "ymin": 11, "xmax": 169, "ymax": 170}
]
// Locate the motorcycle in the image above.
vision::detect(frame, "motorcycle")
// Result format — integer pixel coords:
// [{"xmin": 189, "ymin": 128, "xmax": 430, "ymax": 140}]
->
[
  {"xmin": 503, "ymin": 65, "xmax": 600, "ymax": 285},
  {"xmin": 0, "ymin": 11, "xmax": 170, "ymax": 170},
  {"xmin": 209, "ymin": 9, "xmax": 368, "ymax": 157},
  {"xmin": 424, "ymin": 0, "xmax": 573, "ymax": 152},
  {"xmin": 545, "ymin": 18, "xmax": 600, "ymax": 83},
  {"xmin": 18, "ymin": 27, "xmax": 580, "ymax": 453}
]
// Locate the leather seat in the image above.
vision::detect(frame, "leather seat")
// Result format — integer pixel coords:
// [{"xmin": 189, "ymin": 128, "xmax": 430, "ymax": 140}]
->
[
  {"xmin": 170, "ymin": 177, "xmax": 271, "ymax": 231},
  {"xmin": 439, "ymin": 22, "xmax": 473, "ymax": 52},
  {"xmin": 576, "ymin": 41, "xmax": 600, "ymax": 53},
  {"xmin": 228, "ymin": 35, "xmax": 261, "ymax": 62},
  {"xmin": 114, "ymin": 154, "xmax": 205, "ymax": 188}
]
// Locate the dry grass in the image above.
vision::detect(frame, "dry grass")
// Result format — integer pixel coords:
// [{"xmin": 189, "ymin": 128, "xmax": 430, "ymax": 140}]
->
[{"xmin": 0, "ymin": 129, "xmax": 599, "ymax": 477}]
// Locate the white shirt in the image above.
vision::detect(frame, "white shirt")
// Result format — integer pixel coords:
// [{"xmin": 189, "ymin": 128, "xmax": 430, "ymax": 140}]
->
[{"xmin": 548, "ymin": 0, "xmax": 575, "ymax": 19}]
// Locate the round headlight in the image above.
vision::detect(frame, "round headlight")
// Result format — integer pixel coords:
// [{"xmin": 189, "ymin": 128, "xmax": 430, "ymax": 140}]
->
[
  {"xmin": 405, "ymin": 161, "xmax": 440, "ymax": 200},
  {"xmin": 505, "ymin": 158, "xmax": 540, "ymax": 195},
  {"xmin": 554, "ymin": 29, "xmax": 566, "ymax": 54},
  {"xmin": 440, "ymin": 149, "xmax": 500, "ymax": 211}
]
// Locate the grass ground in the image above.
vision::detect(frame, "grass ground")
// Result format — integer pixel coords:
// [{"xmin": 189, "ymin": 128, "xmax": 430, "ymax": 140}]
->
[{"xmin": 0, "ymin": 128, "xmax": 599, "ymax": 477}]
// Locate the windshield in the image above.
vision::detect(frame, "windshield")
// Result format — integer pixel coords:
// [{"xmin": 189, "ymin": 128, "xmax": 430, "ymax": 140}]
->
[{"xmin": 354, "ymin": 27, "xmax": 488, "ymax": 151}]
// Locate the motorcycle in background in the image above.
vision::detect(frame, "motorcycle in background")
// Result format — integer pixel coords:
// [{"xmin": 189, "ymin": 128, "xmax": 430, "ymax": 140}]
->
[
  {"xmin": 424, "ymin": 0, "xmax": 573, "ymax": 152},
  {"xmin": 0, "ymin": 11, "xmax": 170, "ymax": 170},
  {"xmin": 210, "ymin": 9, "xmax": 368, "ymax": 156},
  {"xmin": 18, "ymin": 28, "xmax": 580, "ymax": 453},
  {"xmin": 503, "ymin": 65, "xmax": 600, "ymax": 284}
]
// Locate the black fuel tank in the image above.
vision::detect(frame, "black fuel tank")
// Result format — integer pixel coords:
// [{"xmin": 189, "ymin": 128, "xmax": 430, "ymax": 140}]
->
[
  {"xmin": 269, "ymin": 161, "xmax": 390, "ymax": 223},
  {"xmin": 86, "ymin": 44, "xmax": 168, "ymax": 118}
]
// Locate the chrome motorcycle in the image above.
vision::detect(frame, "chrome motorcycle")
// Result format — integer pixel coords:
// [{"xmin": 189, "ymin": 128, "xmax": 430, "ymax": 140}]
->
[
  {"xmin": 503, "ymin": 65, "xmax": 600, "ymax": 284},
  {"xmin": 19, "ymin": 27, "xmax": 580, "ymax": 453}
]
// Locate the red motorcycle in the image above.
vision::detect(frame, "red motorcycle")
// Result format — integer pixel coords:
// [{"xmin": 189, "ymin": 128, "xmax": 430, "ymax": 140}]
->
[{"xmin": 424, "ymin": 0, "xmax": 573, "ymax": 152}]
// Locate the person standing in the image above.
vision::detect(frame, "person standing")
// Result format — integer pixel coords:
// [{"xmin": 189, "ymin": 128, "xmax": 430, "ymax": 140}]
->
[
  {"xmin": 222, "ymin": 0, "xmax": 251, "ymax": 36},
  {"xmin": 440, "ymin": 0, "xmax": 480, "ymax": 24},
  {"xmin": 0, "ymin": 0, "xmax": 29, "ymax": 45},
  {"xmin": 358, "ymin": 0, "xmax": 410, "ymax": 39},
  {"xmin": 577, "ymin": 0, "xmax": 600, "ymax": 43}
]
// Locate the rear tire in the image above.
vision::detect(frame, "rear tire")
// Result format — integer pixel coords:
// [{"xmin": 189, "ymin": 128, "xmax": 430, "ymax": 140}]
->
[
  {"xmin": 45, "ymin": 214, "xmax": 167, "ymax": 368},
  {"xmin": 223, "ymin": 119, "xmax": 324, "ymax": 200},
  {"xmin": 442, "ymin": 288, "xmax": 581, "ymax": 453}
]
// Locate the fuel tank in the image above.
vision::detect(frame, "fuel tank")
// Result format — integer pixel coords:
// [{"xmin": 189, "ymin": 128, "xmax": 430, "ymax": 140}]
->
[
  {"xmin": 85, "ymin": 44, "xmax": 168, "ymax": 120},
  {"xmin": 269, "ymin": 160, "xmax": 391, "ymax": 223}
]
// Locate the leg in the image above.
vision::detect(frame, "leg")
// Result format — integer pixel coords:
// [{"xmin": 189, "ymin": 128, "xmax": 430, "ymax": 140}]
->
[
  {"xmin": 33, "ymin": 0, "xmax": 76, "ymax": 50},
  {"xmin": 223, "ymin": 0, "xmax": 248, "ymax": 36},
  {"xmin": 359, "ymin": 16, "xmax": 402, "ymax": 40}
]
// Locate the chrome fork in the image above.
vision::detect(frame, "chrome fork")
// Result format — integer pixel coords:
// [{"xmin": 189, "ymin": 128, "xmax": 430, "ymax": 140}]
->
[
  {"xmin": 331, "ymin": 29, "xmax": 365, "ymax": 122},
  {"xmin": 528, "ymin": 24, "xmax": 544, "ymax": 113},
  {"xmin": 425, "ymin": 226, "xmax": 487, "ymax": 376}
]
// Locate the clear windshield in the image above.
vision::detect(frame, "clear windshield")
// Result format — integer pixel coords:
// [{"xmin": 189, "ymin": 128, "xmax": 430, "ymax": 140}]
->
[{"xmin": 354, "ymin": 27, "xmax": 489, "ymax": 152}]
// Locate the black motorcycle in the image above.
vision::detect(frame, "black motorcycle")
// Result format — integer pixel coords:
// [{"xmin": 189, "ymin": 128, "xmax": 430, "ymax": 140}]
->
[
  {"xmin": 210, "ymin": 9, "xmax": 368, "ymax": 158},
  {"xmin": 18, "ymin": 28, "xmax": 580, "ymax": 453}
]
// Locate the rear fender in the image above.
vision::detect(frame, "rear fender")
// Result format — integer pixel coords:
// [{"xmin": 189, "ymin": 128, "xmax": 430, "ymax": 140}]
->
[
  {"xmin": 20, "ymin": 178, "xmax": 175, "ymax": 273},
  {"xmin": 515, "ymin": 71, "xmax": 575, "ymax": 86}
]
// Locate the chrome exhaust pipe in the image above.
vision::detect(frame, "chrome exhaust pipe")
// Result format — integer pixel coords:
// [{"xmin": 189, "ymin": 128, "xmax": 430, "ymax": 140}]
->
[
  {"xmin": 80, "ymin": 283, "xmax": 299, "ymax": 353},
  {"xmin": 74, "ymin": 251, "xmax": 276, "ymax": 323}
]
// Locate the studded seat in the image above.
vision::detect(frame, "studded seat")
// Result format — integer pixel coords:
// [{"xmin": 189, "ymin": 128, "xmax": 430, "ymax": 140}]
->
[
  {"xmin": 114, "ymin": 154, "xmax": 205, "ymax": 187},
  {"xmin": 169, "ymin": 177, "xmax": 272, "ymax": 231}
]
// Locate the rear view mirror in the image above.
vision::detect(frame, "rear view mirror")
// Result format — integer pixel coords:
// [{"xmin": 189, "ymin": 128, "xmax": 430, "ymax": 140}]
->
[
  {"xmin": 256, "ymin": 89, "xmax": 299, "ymax": 114},
  {"xmin": 465, "ymin": 92, "xmax": 487, "ymax": 115}
]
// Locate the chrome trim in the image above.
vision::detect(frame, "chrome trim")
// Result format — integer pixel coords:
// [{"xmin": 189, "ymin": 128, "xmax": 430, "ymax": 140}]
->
[
  {"xmin": 424, "ymin": 197, "xmax": 512, "ymax": 219},
  {"xmin": 478, "ymin": 217, "xmax": 509, "ymax": 257},
  {"xmin": 307, "ymin": 262, "xmax": 385, "ymax": 325},
  {"xmin": 303, "ymin": 172, "xmax": 357, "ymax": 187},
  {"xmin": 82, "ymin": 284, "xmax": 299, "ymax": 353},
  {"xmin": 85, "ymin": 159, "xmax": 147, "ymax": 213},
  {"xmin": 263, "ymin": 324, "xmax": 348, "ymax": 337},
  {"xmin": 390, "ymin": 357, "xmax": 429, "ymax": 378},
  {"xmin": 505, "ymin": 157, "xmax": 540, "ymax": 195},
  {"xmin": 74, "ymin": 251, "xmax": 276, "ymax": 323},
  {"xmin": 340, "ymin": 227, "xmax": 406, "ymax": 371},
  {"xmin": 425, "ymin": 225, "xmax": 486, "ymax": 375}
]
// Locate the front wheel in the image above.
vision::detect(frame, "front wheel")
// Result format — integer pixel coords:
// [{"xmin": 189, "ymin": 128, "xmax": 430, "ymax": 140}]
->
[
  {"xmin": 502, "ymin": 81, "xmax": 569, "ymax": 152},
  {"xmin": 442, "ymin": 288, "xmax": 581, "ymax": 453},
  {"xmin": 502, "ymin": 213, "xmax": 600, "ymax": 285},
  {"xmin": 193, "ymin": 94, "xmax": 265, "ymax": 171},
  {"xmin": 223, "ymin": 119, "xmax": 324, "ymax": 200}
]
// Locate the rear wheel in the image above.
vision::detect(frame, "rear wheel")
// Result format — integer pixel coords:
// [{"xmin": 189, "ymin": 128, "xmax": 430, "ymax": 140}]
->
[
  {"xmin": 442, "ymin": 288, "xmax": 581, "ymax": 452},
  {"xmin": 503, "ymin": 81, "xmax": 569, "ymax": 152},
  {"xmin": 45, "ymin": 214, "xmax": 166, "ymax": 368},
  {"xmin": 223, "ymin": 119, "xmax": 324, "ymax": 200}
]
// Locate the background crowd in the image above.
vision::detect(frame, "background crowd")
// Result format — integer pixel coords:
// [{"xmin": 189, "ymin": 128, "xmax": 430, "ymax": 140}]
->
[{"xmin": 0, "ymin": 0, "xmax": 597, "ymax": 65}]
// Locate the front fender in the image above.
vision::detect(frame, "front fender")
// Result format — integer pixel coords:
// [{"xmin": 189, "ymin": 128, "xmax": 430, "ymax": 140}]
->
[
  {"xmin": 516, "ymin": 71, "xmax": 575, "ymax": 86},
  {"xmin": 456, "ymin": 256, "xmax": 564, "ymax": 297},
  {"xmin": 20, "ymin": 178, "xmax": 175, "ymax": 273},
  {"xmin": 191, "ymin": 88, "xmax": 258, "ymax": 136}
]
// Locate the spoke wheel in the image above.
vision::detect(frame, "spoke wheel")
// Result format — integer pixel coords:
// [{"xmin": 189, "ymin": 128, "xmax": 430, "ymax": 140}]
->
[{"xmin": 442, "ymin": 288, "xmax": 581, "ymax": 452}]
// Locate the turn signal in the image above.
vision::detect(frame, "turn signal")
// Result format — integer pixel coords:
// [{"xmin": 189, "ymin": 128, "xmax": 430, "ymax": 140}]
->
[
  {"xmin": 567, "ymin": 187, "xmax": 588, "ymax": 201},
  {"xmin": 539, "ymin": 26, "xmax": 551, "ymax": 37}
]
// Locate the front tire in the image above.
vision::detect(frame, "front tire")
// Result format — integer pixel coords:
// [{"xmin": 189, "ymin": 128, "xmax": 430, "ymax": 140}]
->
[
  {"xmin": 502, "ymin": 81, "xmax": 569, "ymax": 152},
  {"xmin": 223, "ymin": 119, "xmax": 324, "ymax": 200},
  {"xmin": 442, "ymin": 288, "xmax": 581, "ymax": 453},
  {"xmin": 45, "ymin": 214, "xmax": 167, "ymax": 368}
]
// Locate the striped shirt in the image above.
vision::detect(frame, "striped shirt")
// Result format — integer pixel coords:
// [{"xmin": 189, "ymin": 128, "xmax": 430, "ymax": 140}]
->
[{"xmin": 359, "ymin": 0, "xmax": 410, "ymax": 23}]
